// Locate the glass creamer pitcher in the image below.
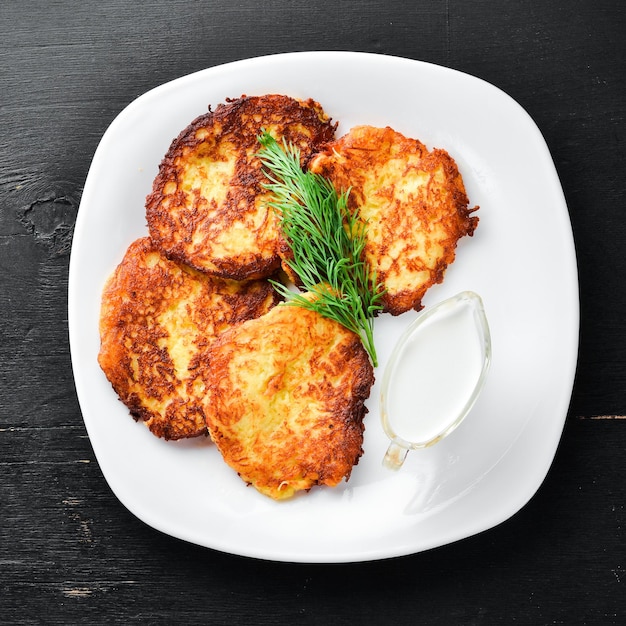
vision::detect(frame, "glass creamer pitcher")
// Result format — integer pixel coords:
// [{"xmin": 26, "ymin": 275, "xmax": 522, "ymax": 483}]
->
[{"xmin": 380, "ymin": 291, "xmax": 492, "ymax": 470}]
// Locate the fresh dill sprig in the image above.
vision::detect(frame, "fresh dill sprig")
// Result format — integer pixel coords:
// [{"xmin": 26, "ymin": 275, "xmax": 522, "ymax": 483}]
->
[{"xmin": 257, "ymin": 131, "xmax": 384, "ymax": 366}]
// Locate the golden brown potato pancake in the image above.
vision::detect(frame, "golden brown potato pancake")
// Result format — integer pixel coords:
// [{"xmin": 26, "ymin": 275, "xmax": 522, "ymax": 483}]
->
[
  {"xmin": 203, "ymin": 300, "xmax": 375, "ymax": 499},
  {"xmin": 146, "ymin": 94, "xmax": 336, "ymax": 280},
  {"xmin": 98, "ymin": 237, "xmax": 281, "ymax": 440},
  {"xmin": 309, "ymin": 126, "xmax": 478, "ymax": 315}
]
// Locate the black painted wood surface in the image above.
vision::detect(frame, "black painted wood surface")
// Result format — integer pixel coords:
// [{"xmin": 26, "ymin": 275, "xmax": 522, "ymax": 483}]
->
[{"xmin": 1, "ymin": 1, "xmax": 625, "ymax": 623}]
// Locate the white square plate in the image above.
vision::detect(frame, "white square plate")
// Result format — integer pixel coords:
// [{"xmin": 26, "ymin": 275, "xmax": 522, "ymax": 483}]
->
[{"xmin": 69, "ymin": 51, "xmax": 579, "ymax": 562}]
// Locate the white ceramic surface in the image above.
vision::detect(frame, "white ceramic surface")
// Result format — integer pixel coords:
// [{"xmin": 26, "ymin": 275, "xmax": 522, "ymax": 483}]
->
[{"xmin": 68, "ymin": 51, "xmax": 579, "ymax": 563}]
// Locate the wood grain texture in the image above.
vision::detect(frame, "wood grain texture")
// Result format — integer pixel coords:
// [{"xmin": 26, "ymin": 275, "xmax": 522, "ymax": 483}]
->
[{"xmin": 1, "ymin": 0, "xmax": 625, "ymax": 623}]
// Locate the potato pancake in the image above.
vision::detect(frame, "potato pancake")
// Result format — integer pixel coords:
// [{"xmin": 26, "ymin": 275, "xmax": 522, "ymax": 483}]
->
[
  {"xmin": 98, "ymin": 237, "xmax": 281, "ymax": 440},
  {"xmin": 203, "ymin": 301, "xmax": 375, "ymax": 500},
  {"xmin": 146, "ymin": 94, "xmax": 336, "ymax": 280},
  {"xmin": 309, "ymin": 126, "xmax": 478, "ymax": 315}
]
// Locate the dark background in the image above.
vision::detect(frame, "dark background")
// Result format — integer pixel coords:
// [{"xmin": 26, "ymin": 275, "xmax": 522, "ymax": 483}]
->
[{"xmin": 1, "ymin": 1, "xmax": 624, "ymax": 623}]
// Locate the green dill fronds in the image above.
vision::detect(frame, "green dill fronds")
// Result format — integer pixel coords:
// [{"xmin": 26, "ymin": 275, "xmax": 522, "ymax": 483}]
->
[{"xmin": 257, "ymin": 131, "xmax": 384, "ymax": 366}]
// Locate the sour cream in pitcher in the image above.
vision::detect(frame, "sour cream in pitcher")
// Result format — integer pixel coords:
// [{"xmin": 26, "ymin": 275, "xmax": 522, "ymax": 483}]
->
[{"xmin": 381, "ymin": 291, "xmax": 491, "ymax": 469}]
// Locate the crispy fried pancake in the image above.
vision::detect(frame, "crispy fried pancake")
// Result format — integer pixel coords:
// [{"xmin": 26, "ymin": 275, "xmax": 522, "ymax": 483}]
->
[
  {"xmin": 203, "ymin": 301, "xmax": 375, "ymax": 499},
  {"xmin": 98, "ymin": 237, "xmax": 281, "ymax": 440},
  {"xmin": 309, "ymin": 126, "xmax": 478, "ymax": 315},
  {"xmin": 146, "ymin": 94, "xmax": 336, "ymax": 280}
]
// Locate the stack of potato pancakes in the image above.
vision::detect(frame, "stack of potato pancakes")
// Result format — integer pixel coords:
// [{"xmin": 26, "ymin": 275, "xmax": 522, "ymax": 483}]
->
[{"xmin": 98, "ymin": 94, "xmax": 478, "ymax": 500}]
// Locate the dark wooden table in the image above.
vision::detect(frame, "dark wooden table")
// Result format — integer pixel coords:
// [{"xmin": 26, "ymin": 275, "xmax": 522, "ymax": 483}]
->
[{"xmin": 2, "ymin": 1, "xmax": 625, "ymax": 623}]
